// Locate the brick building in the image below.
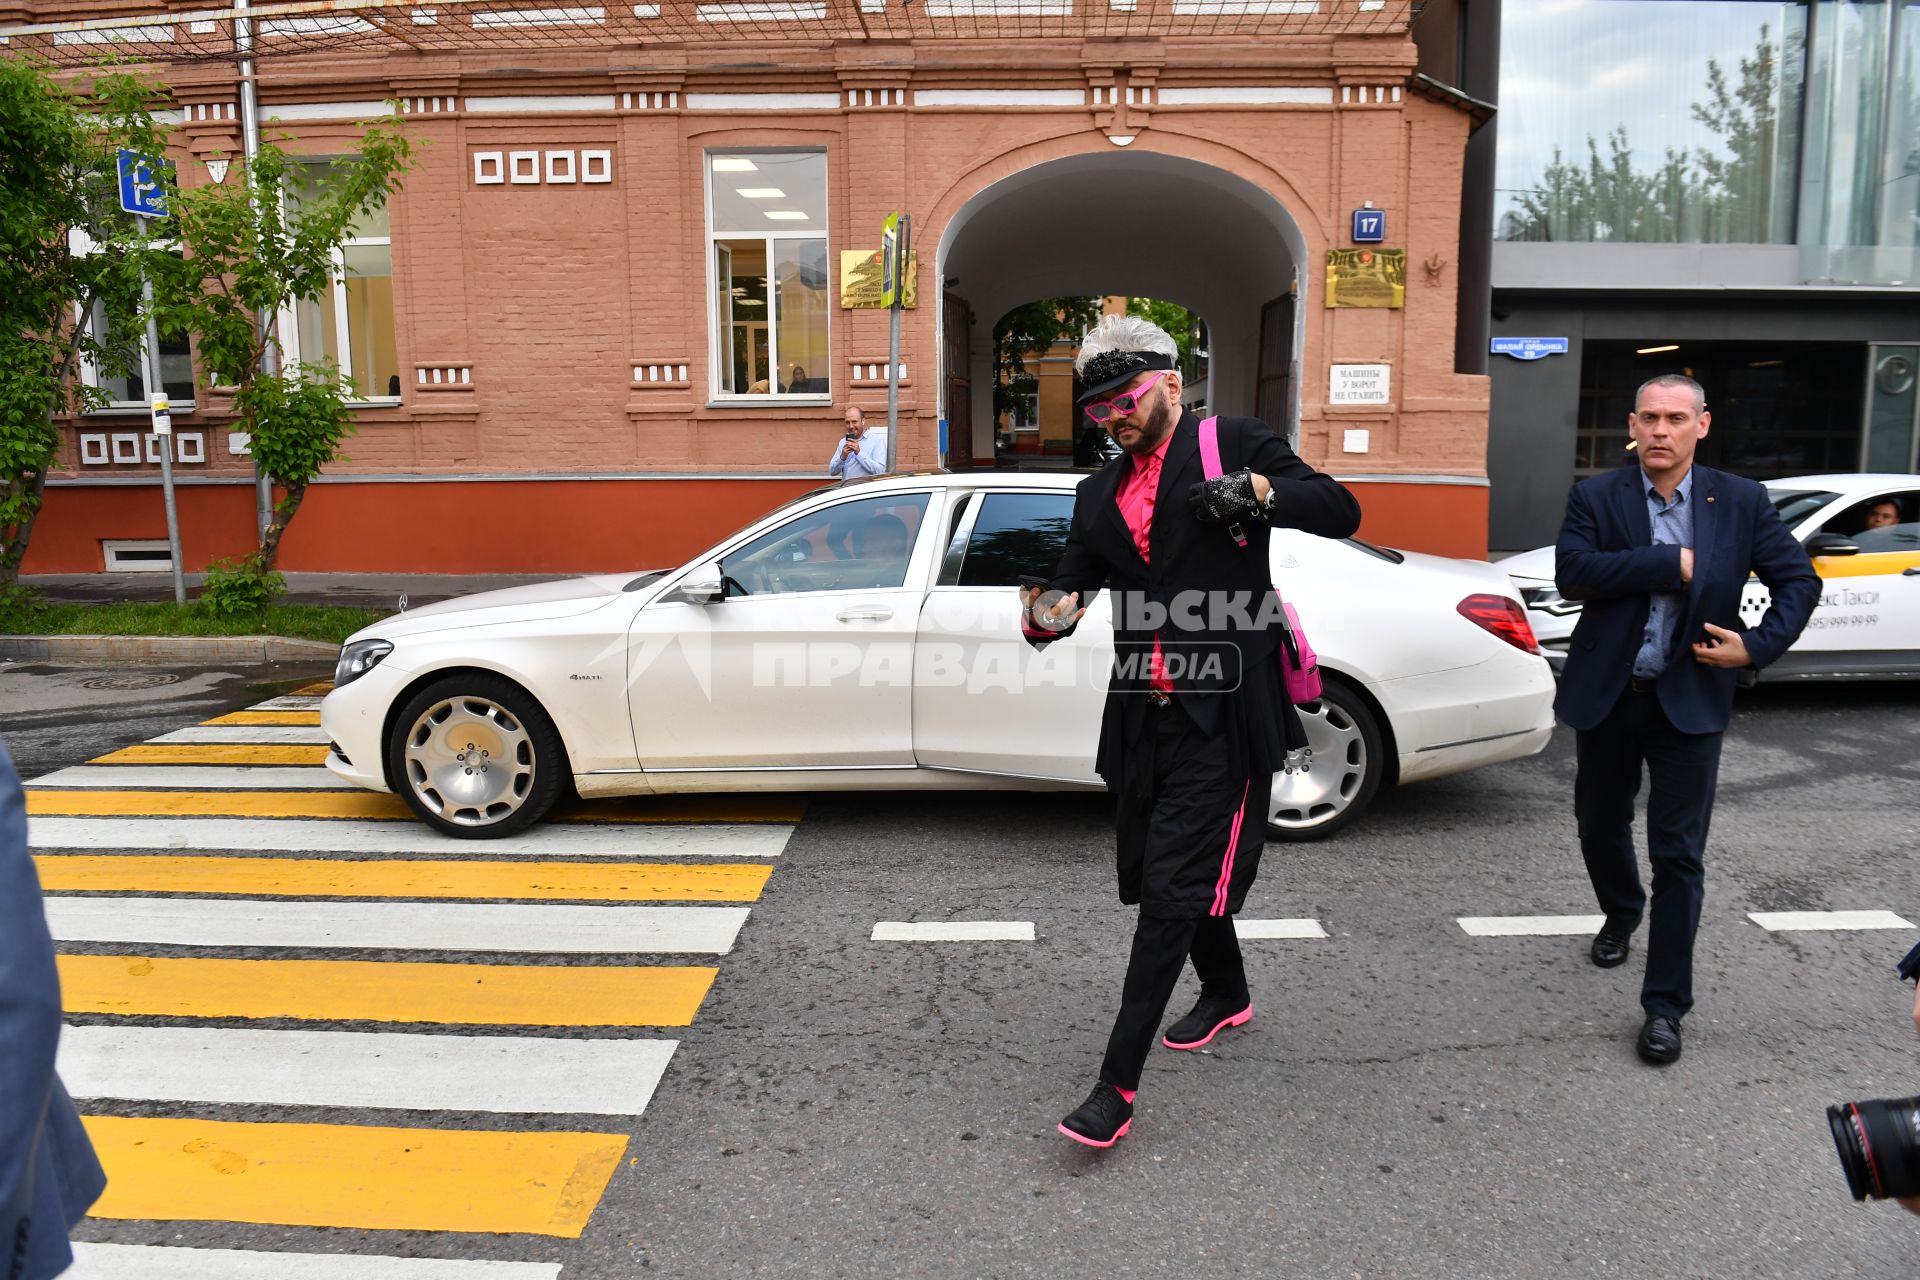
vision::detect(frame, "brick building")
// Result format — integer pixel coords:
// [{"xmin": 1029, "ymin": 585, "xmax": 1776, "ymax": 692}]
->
[{"xmin": 7, "ymin": 0, "xmax": 1499, "ymax": 573}]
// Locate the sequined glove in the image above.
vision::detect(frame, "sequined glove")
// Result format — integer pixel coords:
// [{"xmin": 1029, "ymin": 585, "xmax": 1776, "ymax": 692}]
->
[{"xmin": 1187, "ymin": 470, "xmax": 1270, "ymax": 525}]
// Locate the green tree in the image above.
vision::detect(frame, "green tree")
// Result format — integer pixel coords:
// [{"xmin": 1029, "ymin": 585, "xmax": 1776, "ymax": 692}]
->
[
  {"xmin": 992, "ymin": 296, "xmax": 1100, "ymax": 424},
  {"xmin": 146, "ymin": 126, "xmax": 415, "ymax": 598},
  {"xmin": 0, "ymin": 58, "xmax": 169, "ymax": 591},
  {"xmin": 1125, "ymin": 297, "xmax": 1204, "ymax": 377}
]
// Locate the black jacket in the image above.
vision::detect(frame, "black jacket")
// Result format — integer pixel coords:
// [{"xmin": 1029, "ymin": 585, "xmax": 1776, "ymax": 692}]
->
[{"xmin": 1026, "ymin": 411, "xmax": 1361, "ymax": 781}]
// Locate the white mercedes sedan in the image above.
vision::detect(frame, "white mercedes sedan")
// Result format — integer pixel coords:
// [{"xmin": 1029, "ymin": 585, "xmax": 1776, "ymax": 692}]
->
[
  {"xmin": 321, "ymin": 472, "xmax": 1555, "ymax": 842},
  {"xmin": 1504, "ymin": 473, "xmax": 1920, "ymax": 680}
]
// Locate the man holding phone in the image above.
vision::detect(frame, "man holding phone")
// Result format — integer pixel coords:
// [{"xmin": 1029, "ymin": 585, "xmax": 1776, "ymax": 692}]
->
[
  {"xmin": 827, "ymin": 404, "xmax": 886, "ymax": 479},
  {"xmin": 1554, "ymin": 374, "xmax": 1817, "ymax": 1066},
  {"xmin": 1017, "ymin": 314, "xmax": 1360, "ymax": 1148}
]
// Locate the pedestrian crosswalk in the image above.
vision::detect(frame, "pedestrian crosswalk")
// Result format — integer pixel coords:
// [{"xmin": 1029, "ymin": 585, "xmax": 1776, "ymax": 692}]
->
[{"xmin": 27, "ymin": 679, "xmax": 796, "ymax": 1270}]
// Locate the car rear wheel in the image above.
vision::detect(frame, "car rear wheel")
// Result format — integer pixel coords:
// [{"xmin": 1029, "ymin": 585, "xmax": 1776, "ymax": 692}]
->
[
  {"xmin": 387, "ymin": 674, "xmax": 569, "ymax": 838},
  {"xmin": 1266, "ymin": 675, "xmax": 1386, "ymax": 842}
]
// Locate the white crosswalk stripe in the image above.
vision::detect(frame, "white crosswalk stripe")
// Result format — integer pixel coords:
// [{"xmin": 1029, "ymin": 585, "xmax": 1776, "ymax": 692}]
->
[
  {"xmin": 1747, "ymin": 910, "xmax": 1914, "ymax": 932},
  {"xmin": 872, "ymin": 921, "xmax": 1035, "ymax": 941},
  {"xmin": 150, "ymin": 725, "xmax": 333, "ymax": 744},
  {"xmin": 32, "ymin": 765, "xmax": 351, "ymax": 789},
  {"xmin": 1235, "ymin": 917, "xmax": 1328, "ymax": 939},
  {"xmin": 1457, "ymin": 914, "xmax": 1607, "ymax": 936},
  {"xmin": 60, "ymin": 1025, "xmax": 677, "ymax": 1116},
  {"xmin": 28, "ymin": 816, "xmax": 791, "ymax": 856},
  {"xmin": 67, "ymin": 1243, "xmax": 562, "ymax": 1279},
  {"xmin": 45, "ymin": 897, "xmax": 751, "ymax": 954}
]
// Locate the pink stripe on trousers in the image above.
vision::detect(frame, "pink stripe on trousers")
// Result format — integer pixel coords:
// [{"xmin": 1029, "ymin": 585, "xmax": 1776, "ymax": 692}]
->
[{"xmin": 1211, "ymin": 780, "xmax": 1253, "ymax": 916}]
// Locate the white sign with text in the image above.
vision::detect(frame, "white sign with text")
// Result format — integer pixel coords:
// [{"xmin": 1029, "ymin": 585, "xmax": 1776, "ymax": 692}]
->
[{"xmin": 1328, "ymin": 363, "xmax": 1391, "ymax": 405}]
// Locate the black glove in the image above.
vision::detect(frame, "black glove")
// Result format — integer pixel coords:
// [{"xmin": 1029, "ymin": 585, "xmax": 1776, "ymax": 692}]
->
[{"xmin": 1188, "ymin": 470, "xmax": 1269, "ymax": 525}]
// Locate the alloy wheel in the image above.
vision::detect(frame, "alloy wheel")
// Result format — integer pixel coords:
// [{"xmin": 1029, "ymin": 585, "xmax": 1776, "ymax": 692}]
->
[{"xmin": 401, "ymin": 695, "xmax": 538, "ymax": 828}]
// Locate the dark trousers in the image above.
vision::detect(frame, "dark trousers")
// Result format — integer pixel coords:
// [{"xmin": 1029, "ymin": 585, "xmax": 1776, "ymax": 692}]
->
[
  {"xmin": 1574, "ymin": 685, "xmax": 1724, "ymax": 1019},
  {"xmin": 1099, "ymin": 700, "xmax": 1257, "ymax": 1091}
]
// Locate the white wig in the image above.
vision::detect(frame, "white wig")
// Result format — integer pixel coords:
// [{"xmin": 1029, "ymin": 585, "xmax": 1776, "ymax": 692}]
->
[{"xmin": 1074, "ymin": 313, "xmax": 1177, "ymax": 375}]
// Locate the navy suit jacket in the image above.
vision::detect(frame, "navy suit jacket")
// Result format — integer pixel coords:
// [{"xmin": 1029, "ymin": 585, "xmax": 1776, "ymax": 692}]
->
[
  {"xmin": 1, "ymin": 738, "xmax": 106, "ymax": 1280},
  {"xmin": 1900, "ymin": 940, "xmax": 1920, "ymax": 983},
  {"xmin": 1553, "ymin": 465, "xmax": 1819, "ymax": 735}
]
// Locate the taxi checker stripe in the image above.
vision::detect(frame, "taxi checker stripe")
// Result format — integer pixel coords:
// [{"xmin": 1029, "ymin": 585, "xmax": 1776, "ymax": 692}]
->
[
  {"xmin": 60, "ymin": 1026, "xmax": 678, "ymax": 1116},
  {"xmin": 58, "ymin": 953, "xmax": 716, "ymax": 1026},
  {"xmin": 68, "ymin": 1242, "xmax": 560, "ymax": 1279},
  {"xmin": 34, "ymin": 855, "xmax": 774, "ymax": 901},
  {"xmin": 25, "ymin": 816, "xmax": 794, "ymax": 857},
  {"xmin": 25, "ymin": 790, "xmax": 806, "ymax": 823},
  {"xmin": 44, "ymin": 897, "xmax": 751, "ymax": 954},
  {"xmin": 81, "ymin": 1116, "xmax": 627, "ymax": 1238}
]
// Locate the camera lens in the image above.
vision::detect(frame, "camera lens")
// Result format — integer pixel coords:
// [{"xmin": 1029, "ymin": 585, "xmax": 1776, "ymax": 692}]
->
[{"xmin": 1828, "ymin": 1097, "xmax": 1920, "ymax": 1201}]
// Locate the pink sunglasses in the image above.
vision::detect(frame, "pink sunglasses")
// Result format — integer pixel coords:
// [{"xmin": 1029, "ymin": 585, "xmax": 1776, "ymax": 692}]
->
[{"xmin": 1084, "ymin": 369, "xmax": 1170, "ymax": 423}]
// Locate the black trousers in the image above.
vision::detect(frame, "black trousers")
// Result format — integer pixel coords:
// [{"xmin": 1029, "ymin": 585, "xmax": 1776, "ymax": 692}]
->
[
  {"xmin": 1098, "ymin": 699, "xmax": 1259, "ymax": 1091},
  {"xmin": 1574, "ymin": 685, "xmax": 1724, "ymax": 1020}
]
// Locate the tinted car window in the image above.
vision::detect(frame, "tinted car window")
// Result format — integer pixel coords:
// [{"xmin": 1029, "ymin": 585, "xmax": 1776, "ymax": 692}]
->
[
  {"xmin": 957, "ymin": 492, "xmax": 1075, "ymax": 587},
  {"xmin": 721, "ymin": 493, "xmax": 930, "ymax": 596},
  {"xmin": 1815, "ymin": 491, "xmax": 1919, "ymax": 538},
  {"xmin": 1769, "ymin": 489, "xmax": 1839, "ymax": 527}
]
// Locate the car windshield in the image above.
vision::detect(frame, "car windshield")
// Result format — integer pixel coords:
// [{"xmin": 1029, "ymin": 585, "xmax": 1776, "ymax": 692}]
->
[{"xmin": 1769, "ymin": 489, "xmax": 1839, "ymax": 527}]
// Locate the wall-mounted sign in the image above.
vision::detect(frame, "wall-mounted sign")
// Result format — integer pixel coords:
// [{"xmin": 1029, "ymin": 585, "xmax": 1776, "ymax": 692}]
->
[
  {"xmin": 840, "ymin": 249, "xmax": 920, "ymax": 309},
  {"xmin": 1329, "ymin": 363, "xmax": 1391, "ymax": 405},
  {"xmin": 1351, "ymin": 207, "xmax": 1385, "ymax": 243},
  {"xmin": 1325, "ymin": 248, "xmax": 1405, "ymax": 309},
  {"xmin": 1491, "ymin": 337, "xmax": 1570, "ymax": 361}
]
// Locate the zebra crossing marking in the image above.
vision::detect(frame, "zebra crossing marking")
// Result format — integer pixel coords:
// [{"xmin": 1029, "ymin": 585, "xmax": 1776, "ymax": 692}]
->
[
  {"xmin": 27, "ymin": 789, "xmax": 806, "ymax": 823},
  {"xmin": 90, "ymin": 743, "xmax": 331, "ymax": 766},
  {"xmin": 1747, "ymin": 910, "xmax": 1914, "ymax": 932},
  {"xmin": 1456, "ymin": 915, "xmax": 1606, "ymax": 937},
  {"xmin": 67, "ymin": 1243, "xmax": 561, "ymax": 1280},
  {"xmin": 28, "ymin": 816, "xmax": 792, "ymax": 856},
  {"xmin": 871, "ymin": 921, "xmax": 1036, "ymax": 941}
]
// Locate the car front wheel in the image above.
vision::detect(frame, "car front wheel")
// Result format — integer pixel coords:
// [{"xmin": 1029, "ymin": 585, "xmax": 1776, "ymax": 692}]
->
[
  {"xmin": 387, "ymin": 674, "xmax": 569, "ymax": 838},
  {"xmin": 1265, "ymin": 675, "xmax": 1386, "ymax": 842}
]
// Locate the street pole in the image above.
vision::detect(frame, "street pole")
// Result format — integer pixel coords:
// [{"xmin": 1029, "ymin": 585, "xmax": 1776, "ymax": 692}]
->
[
  {"xmin": 139, "ymin": 218, "xmax": 187, "ymax": 606},
  {"xmin": 885, "ymin": 214, "xmax": 910, "ymax": 474},
  {"xmin": 236, "ymin": 0, "xmax": 273, "ymax": 541}
]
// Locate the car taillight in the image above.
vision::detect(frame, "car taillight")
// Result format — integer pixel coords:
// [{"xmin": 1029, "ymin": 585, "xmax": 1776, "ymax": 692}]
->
[{"xmin": 1457, "ymin": 593, "xmax": 1542, "ymax": 655}]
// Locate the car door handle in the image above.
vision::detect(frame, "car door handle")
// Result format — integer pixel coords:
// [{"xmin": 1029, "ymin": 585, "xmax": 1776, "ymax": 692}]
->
[{"xmin": 836, "ymin": 607, "xmax": 893, "ymax": 623}]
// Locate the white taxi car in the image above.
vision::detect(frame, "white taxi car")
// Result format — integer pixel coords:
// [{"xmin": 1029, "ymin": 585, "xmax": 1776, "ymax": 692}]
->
[
  {"xmin": 1505, "ymin": 473, "xmax": 1920, "ymax": 679},
  {"xmin": 322, "ymin": 472, "xmax": 1555, "ymax": 842}
]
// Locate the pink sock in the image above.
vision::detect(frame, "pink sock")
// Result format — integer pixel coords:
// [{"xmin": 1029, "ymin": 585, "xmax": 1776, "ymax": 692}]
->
[{"xmin": 1114, "ymin": 1086, "xmax": 1136, "ymax": 1103}]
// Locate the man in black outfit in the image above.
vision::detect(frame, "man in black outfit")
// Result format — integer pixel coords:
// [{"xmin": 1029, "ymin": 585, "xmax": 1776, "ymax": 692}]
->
[{"xmin": 1018, "ymin": 314, "xmax": 1360, "ymax": 1147}]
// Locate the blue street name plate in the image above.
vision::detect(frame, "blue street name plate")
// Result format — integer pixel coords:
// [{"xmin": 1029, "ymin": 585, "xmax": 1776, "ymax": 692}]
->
[
  {"xmin": 1490, "ymin": 337, "xmax": 1569, "ymax": 361},
  {"xmin": 117, "ymin": 149, "xmax": 169, "ymax": 218}
]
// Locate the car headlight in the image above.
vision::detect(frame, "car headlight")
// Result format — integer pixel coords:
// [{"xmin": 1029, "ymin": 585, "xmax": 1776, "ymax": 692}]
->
[
  {"xmin": 334, "ymin": 638, "xmax": 394, "ymax": 689},
  {"xmin": 1518, "ymin": 584, "xmax": 1584, "ymax": 616}
]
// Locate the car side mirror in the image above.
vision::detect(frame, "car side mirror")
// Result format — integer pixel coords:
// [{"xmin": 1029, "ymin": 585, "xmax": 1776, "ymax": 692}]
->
[
  {"xmin": 670, "ymin": 562, "xmax": 727, "ymax": 603},
  {"xmin": 1804, "ymin": 532, "xmax": 1861, "ymax": 558}
]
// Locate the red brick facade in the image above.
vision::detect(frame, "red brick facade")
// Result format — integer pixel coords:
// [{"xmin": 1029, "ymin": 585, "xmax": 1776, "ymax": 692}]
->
[{"xmin": 14, "ymin": 2, "xmax": 1492, "ymax": 570}]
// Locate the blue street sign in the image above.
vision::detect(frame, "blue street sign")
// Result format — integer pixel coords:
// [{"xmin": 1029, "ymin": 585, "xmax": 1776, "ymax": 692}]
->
[
  {"xmin": 1351, "ymin": 208, "xmax": 1385, "ymax": 243},
  {"xmin": 1491, "ymin": 336, "xmax": 1570, "ymax": 361},
  {"xmin": 117, "ymin": 149, "xmax": 169, "ymax": 218}
]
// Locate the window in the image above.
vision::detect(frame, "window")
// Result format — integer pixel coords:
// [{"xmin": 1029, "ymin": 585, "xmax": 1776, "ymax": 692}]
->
[
  {"xmin": 79, "ymin": 297, "xmax": 194, "ymax": 411},
  {"xmin": 955, "ymin": 492, "xmax": 1074, "ymax": 588},
  {"xmin": 1817, "ymin": 491, "xmax": 1920, "ymax": 543},
  {"xmin": 287, "ymin": 161, "xmax": 401, "ymax": 402},
  {"xmin": 708, "ymin": 151, "xmax": 829, "ymax": 399},
  {"xmin": 1495, "ymin": 2, "xmax": 1806, "ymax": 244},
  {"xmin": 719, "ymin": 493, "xmax": 929, "ymax": 595}
]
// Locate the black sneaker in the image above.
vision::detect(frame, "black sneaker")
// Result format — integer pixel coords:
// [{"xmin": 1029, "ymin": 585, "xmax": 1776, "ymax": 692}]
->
[
  {"xmin": 1162, "ymin": 994, "xmax": 1254, "ymax": 1051},
  {"xmin": 1058, "ymin": 1081, "xmax": 1133, "ymax": 1148}
]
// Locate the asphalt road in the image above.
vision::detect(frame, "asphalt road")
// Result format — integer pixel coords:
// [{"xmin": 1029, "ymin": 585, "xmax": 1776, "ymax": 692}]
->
[{"xmin": 6, "ymin": 669, "xmax": 1918, "ymax": 1278}]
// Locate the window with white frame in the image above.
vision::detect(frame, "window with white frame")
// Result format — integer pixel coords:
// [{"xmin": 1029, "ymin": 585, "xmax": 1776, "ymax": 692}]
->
[
  {"xmin": 708, "ymin": 151, "xmax": 829, "ymax": 399},
  {"xmin": 79, "ymin": 295, "xmax": 195, "ymax": 412},
  {"xmin": 286, "ymin": 161, "xmax": 402, "ymax": 402}
]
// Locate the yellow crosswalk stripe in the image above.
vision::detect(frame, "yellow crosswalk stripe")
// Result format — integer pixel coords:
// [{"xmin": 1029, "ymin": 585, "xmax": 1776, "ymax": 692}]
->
[
  {"xmin": 26, "ymin": 790, "xmax": 805, "ymax": 823},
  {"xmin": 291, "ymin": 681, "xmax": 334, "ymax": 696},
  {"xmin": 83, "ymin": 1116, "xmax": 627, "ymax": 1237},
  {"xmin": 204, "ymin": 710, "xmax": 323, "ymax": 726},
  {"xmin": 36, "ymin": 855, "xmax": 773, "ymax": 901},
  {"xmin": 90, "ymin": 744, "xmax": 331, "ymax": 766},
  {"xmin": 59, "ymin": 954, "xmax": 716, "ymax": 1026}
]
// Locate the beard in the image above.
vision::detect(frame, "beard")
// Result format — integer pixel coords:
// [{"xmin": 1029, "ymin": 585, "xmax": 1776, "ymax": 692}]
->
[{"xmin": 1112, "ymin": 394, "xmax": 1178, "ymax": 456}]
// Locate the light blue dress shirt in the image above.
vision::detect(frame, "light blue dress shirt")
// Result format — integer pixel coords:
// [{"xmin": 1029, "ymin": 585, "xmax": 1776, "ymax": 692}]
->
[
  {"xmin": 826, "ymin": 428, "xmax": 887, "ymax": 478},
  {"xmin": 1632, "ymin": 467, "xmax": 1695, "ymax": 677}
]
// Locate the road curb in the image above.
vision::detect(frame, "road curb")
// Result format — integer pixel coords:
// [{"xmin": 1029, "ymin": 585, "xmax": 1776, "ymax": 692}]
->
[{"xmin": 0, "ymin": 634, "xmax": 340, "ymax": 664}]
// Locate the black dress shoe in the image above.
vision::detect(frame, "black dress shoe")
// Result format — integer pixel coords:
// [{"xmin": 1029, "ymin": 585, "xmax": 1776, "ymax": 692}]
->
[
  {"xmin": 1590, "ymin": 927, "xmax": 1632, "ymax": 968},
  {"xmin": 1636, "ymin": 1014, "xmax": 1683, "ymax": 1065},
  {"xmin": 1058, "ymin": 1081, "xmax": 1133, "ymax": 1149},
  {"xmin": 1163, "ymin": 994, "xmax": 1254, "ymax": 1051}
]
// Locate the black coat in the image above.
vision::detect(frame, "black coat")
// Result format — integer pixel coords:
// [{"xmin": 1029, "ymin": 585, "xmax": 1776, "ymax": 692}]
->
[{"xmin": 1028, "ymin": 411, "xmax": 1362, "ymax": 782}]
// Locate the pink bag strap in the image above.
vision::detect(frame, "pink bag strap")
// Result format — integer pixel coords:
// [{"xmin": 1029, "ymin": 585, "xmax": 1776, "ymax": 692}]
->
[{"xmin": 1197, "ymin": 416, "xmax": 1248, "ymax": 548}]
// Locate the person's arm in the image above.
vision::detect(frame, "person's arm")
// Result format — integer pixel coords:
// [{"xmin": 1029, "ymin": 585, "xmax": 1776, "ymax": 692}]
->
[
  {"xmin": 1737, "ymin": 493, "xmax": 1820, "ymax": 668},
  {"xmin": 1555, "ymin": 480, "xmax": 1685, "ymax": 601},
  {"xmin": 848, "ymin": 432, "xmax": 887, "ymax": 477},
  {"xmin": 827, "ymin": 438, "xmax": 855, "ymax": 478},
  {"xmin": 1019, "ymin": 490, "xmax": 1107, "ymax": 647},
  {"xmin": 0, "ymin": 740, "xmax": 64, "ymax": 1245},
  {"xmin": 1238, "ymin": 422, "xmax": 1362, "ymax": 539}
]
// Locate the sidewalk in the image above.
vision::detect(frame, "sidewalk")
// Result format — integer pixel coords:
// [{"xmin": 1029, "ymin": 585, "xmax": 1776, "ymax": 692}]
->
[{"xmin": 21, "ymin": 571, "xmax": 560, "ymax": 611}]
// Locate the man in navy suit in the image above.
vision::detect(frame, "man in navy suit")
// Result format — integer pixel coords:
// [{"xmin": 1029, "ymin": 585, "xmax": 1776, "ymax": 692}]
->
[
  {"xmin": 1019, "ymin": 315, "xmax": 1360, "ymax": 1145},
  {"xmin": 2, "ymin": 737, "xmax": 106, "ymax": 1278},
  {"xmin": 1555, "ymin": 374, "xmax": 1818, "ymax": 1065}
]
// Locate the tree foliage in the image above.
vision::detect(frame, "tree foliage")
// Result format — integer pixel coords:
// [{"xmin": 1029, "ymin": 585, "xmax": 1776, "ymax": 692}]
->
[
  {"xmin": 992, "ymin": 296, "xmax": 1100, "ymax": 423},
  {"xmin": 0, "ymin": 58, "xmax": 170, "ymax": 587},
  {"xmin": 1500, "ymin": 25, "xmax": 1796, "ymax": 244},
  {"xmin": 1125, "ymin": 297, "xmax": 1204, "ymax": 377},
  {"xmin": 146, "ymin": 124, "xmax": 415, "ymax": 590}
]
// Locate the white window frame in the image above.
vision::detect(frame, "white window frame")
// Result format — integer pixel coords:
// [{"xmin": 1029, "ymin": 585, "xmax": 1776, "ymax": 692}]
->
[
  {"xmin": 102, "ymin": 539, "xmax": 175, "ymax": 572},
  {"xmin": 705, "ymin": 148, "xmax": 831, "ymax": 406},
  {"xmin": 70, "ymin": 231, "xmax": 196, "ymax": 415},
  {"xmin": 278, "ymin": 159, "xmax": 402, "ymax": 407}
]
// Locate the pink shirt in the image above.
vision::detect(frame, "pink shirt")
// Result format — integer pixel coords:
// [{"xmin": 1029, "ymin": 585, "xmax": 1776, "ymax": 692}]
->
[{"xmin": 1114, "ymin": 437, "xmax": 1173, "ymax": 693}]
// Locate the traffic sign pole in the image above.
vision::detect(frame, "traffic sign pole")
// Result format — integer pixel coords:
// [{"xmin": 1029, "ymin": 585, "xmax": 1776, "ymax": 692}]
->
[
  {"xmin": 885, "ymin": 213, "xmax": 910, "ymax": 474},
  {"xmin": 138, "ymin": 216, "xmax": 187, "ymax": 605}
]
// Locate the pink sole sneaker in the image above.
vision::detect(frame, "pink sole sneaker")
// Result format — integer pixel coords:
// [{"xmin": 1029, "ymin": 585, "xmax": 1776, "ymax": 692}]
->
[
  {"xmin": 1161, "ymin": 1004, "xmax": 1253, "ymax": 1051},
  {"xmin": 1058, "ymin": 1118, "xmax": 1132, "ymax": 1149}
]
